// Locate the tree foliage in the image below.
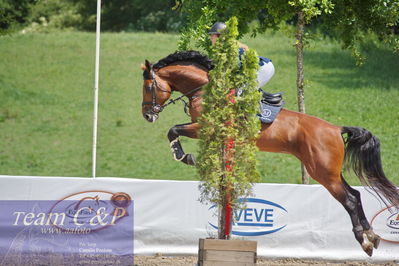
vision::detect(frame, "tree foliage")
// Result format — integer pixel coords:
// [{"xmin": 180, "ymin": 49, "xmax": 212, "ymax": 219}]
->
[
  {"xmin": 323, "ymin": 0, "xmax": 399, "ymax": 61},
  {"xmin": 178, "ymin": 0, "xmax": 333, "ymax": 48},
  {"xmin": 178, "ymin": 0, "xmax": 399, "ymax": 61},
  {"xmin": 197, "ymin": 17, "xmax": 260, "ymax": 206},
  {"xmin": 68, "ymin": 0, "xmax": 182, "ymax": 31},
  {"xmin": 0, "ymin": 0, "xmax": 34, "ymax": 35},
  {"xmin": 23, "ymin": 0, "xmax": 80, "ymax": 32},
  {"xmin": 1, "ymin": 0, "xmax": 184, "ymax": 33},
  {"xmin": 178, "ymin": 6, "xmax": 215, "ymax": 52}
]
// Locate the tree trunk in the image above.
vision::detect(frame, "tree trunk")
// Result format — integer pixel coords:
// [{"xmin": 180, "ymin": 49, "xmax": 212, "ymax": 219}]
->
[{"xmin": 295, "ymin": 11, "xmax": 310, "ymax": 185}]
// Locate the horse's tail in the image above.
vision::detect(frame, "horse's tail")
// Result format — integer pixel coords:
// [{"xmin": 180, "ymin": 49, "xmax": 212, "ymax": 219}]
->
[{"xmin": 342, "ymin": 126, "xmax": 399, "ymax": 207}]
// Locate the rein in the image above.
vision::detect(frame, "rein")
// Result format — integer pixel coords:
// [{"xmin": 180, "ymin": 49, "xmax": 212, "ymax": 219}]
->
[{"xmin": 162, "ymin": 85, "xmax": 203, "ymax": 115}]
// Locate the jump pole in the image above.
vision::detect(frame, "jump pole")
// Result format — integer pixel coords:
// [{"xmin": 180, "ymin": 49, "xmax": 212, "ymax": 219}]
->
[{"xmin": 92, "ymin": 0, "xmax": 101, "ymax": 178}]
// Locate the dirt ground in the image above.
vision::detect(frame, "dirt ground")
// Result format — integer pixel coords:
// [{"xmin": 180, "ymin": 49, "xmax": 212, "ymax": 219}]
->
[{"xmin": 134, "ymin": 255, "xmax": 399, "ymax": 266}]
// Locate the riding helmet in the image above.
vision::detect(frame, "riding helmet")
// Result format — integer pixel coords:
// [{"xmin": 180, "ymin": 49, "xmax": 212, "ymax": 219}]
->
[{"xmin": 208, "ymin": 22, "xmax": 227, "ymax": 34}]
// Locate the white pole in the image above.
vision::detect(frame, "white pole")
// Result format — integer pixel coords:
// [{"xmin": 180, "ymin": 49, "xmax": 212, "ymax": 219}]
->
[{"xmin": 92, "ymin": 0, "xmax": 101, "ymax": 178}]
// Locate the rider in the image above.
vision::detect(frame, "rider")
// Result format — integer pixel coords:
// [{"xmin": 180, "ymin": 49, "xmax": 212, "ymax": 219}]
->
[{"xmin": 208, "ymin": 22, "xmax": 275, "ymax": 90}]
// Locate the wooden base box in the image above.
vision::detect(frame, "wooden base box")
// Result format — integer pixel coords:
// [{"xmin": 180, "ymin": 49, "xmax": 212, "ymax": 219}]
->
[{"xmin": 198, "ymin": 238, "xmax": 257, "ymax": 266}]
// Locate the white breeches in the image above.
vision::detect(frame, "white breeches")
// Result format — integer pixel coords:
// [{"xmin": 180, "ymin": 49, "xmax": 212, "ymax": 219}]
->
[{"xmin": 257, "ymin": 61, "xmax": 275, "ymax": 88}]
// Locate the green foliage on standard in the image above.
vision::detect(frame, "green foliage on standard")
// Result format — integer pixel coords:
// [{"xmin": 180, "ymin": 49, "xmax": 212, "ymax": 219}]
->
[{"xmin": 197, "ymin": 17, "xmax": 261, "ymax": 206}]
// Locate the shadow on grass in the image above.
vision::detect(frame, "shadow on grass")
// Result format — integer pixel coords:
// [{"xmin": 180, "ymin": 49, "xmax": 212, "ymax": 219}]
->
[{"xmin": 305, "ymin": 45, "xmax": 399, "ymax": 91}]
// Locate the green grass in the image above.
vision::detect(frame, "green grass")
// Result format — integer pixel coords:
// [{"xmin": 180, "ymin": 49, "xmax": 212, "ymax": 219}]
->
[{"xmin": 0, "ymin": 31, "xmax": 398, "ymax": 186}]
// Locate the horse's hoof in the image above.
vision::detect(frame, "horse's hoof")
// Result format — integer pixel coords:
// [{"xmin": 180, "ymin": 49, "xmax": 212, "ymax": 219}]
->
[
  {"xmin": 362, "ymin": 233, "xmax": 374, "ymax": 257},
  {"xmin": 370, "ymin": 234, "xmax": 380, "ymax": 249},
  {"xmin": 182, "ymin": 154, "xmax": 196, "ymax": 165},
  {"xmin": 362, "ymin": 242, "xmax": 373, "ymax": 257},
  {"xmin": 365, "ymin": 230, "xmax": 380, "ymax": 249},
  {"xmin": 373, "ymin": 236, "xmax": 380, "ymax": 249},
  {"xmin": 186, "ymin": 154, "xmax": 196, "ymax": 165}
]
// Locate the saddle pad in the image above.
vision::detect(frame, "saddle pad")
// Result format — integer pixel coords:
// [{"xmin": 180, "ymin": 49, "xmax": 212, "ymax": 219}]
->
[{"xmin": 257, "ymin": 100, "xmax": 284, "ymax": 124}]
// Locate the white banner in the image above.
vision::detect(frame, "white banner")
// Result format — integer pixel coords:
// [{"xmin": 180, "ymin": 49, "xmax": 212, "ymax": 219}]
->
[{"xmin": 0, "ymin": 175, "xmax": 398, "ymax": 261}]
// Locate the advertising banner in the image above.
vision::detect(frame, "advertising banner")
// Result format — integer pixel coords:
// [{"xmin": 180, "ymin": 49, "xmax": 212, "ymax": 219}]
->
[
  {"xmin": 0, "ymin": 182, "xmax": 134, "ymax": 266},
  {"xmin": 0, "ymin": 175, "xmax": 398, "ymax": 263}
]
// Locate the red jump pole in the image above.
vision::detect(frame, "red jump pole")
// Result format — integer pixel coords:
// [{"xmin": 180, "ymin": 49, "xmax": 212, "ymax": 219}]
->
[{"xmin": 224, "ymin": 89, "xmax": 236, "ymax": 239}]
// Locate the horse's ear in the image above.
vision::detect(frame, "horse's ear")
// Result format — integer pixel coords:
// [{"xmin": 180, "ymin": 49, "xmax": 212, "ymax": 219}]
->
[{"xmin": 145, "ymin": 60, "xmax": 152, "ymax": 71}]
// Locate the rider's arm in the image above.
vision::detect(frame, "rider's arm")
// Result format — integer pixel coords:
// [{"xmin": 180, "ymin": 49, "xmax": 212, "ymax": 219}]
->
[{"xmin": 238, "ymin": 41, "xmax": 249, "ymax": 51}]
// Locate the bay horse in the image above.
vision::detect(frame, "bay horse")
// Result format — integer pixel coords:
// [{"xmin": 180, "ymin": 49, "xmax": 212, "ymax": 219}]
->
[{"xmin": 140, "ymin": 50, "xmax": 399, "ymax": 256}]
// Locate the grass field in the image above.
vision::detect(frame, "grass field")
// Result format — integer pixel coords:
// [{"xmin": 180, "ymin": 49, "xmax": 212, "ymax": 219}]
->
[{"xmin": 0, "ymin": 31, "xmax": 398, "ymax": 185}]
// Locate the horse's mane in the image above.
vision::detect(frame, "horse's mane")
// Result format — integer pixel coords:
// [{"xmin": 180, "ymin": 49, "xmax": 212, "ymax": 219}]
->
[{"xmin": 153, "ymin": 50, "xmax": 214, "ymax": 71}]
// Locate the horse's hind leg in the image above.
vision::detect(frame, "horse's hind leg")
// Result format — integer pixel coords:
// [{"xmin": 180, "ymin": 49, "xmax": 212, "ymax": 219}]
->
[
  {"xmin": 313, "ymin": 170, "xmax": 378, "ymax": 256},
  {"xmin": 342, "ymin": 177, "xmax": 381, "ymax": 249},
  {"xmin": 167, "ymin": 122, "xmax": 199, "ymax": 165},
  {"xmin": 294, "ymin": 126, "xmax": 377, "ymax": 256}
]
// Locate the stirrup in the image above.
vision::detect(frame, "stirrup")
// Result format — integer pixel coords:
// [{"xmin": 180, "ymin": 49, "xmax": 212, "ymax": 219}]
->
[{"xmin": 259, "ymin": 88, "xmax": 283, "ymax": 105}]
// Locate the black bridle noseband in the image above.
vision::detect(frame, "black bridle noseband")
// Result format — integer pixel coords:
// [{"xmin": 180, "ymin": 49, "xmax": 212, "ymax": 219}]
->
[{"xmin": 142, "ymin": 70, "xmax": 203, "ymax": 115}]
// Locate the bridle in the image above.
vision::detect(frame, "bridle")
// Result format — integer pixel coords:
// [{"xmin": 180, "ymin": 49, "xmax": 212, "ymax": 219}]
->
[
  {"xmin": 141, "ymin": 70, "xmax": 171, "ymax": 114},
  {"xmin": 142, "ymin": 69, "xmax": 203, "ymax": 115}
]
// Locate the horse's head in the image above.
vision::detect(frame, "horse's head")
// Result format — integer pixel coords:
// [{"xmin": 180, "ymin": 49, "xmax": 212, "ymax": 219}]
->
[{"xmin": 140, "ymin": 60, "xmax": 172, "ymax": 123}]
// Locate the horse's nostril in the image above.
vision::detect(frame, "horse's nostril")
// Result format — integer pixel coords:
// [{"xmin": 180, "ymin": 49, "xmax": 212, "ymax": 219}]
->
[
  {"xmin": 143, "ymin": 109, "xmax": 159, "ymax": 123},
  {"xmin": 144, "ymin": 112, "xmax": 157, "ymax": 122}
]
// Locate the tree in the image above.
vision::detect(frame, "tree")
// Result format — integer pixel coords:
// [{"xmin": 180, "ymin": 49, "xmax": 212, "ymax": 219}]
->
[
  {"xmin": 65, "ymin": 0, "xmax": 184, "ymax": 32},
  {"xmin": 322, "ymin": 0, "xmax": 399, "ymax": 63},
  {"xmin": 197, "ymin": 17, "xmax": 260, "ymax": 239},
  {"xmin": 2, "ymin": 0, "xmax": 185, "ymax": 33},
  {"xmin": 178, "ymin": 0, "xmax": 399, "ymax": 184},
  {"xmin": 0, "ymin": 0, "xmax": 35, "ymax": 35}
]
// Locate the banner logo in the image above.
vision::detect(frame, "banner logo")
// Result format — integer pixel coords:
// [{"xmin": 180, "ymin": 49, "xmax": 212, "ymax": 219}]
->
[
  {"xmin": 48, "ymin": 191, "xmax": 132, "ymax": 232},
  {"xmin": 208, "ymin": 198, "xmax": 288, "ymax": 236},
  {"xmin": 371, "ymin": 206, "xmax": 399, "ymax": 244},
  {"xmin": 386, "ymin": 213, "xmax": 399, "ymax": 230}
]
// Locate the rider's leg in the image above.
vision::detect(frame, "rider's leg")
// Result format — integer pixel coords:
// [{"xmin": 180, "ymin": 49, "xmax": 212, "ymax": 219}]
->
[{"xmin": 257, "ymin": 61, "xmax": 275, "ymax": 89}]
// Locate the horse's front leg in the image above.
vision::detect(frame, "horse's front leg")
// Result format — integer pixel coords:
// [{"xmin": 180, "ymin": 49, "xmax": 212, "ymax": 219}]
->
[{"xmin": 168, "ymin": 122, "xmax": 199, "ymax": 165}]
